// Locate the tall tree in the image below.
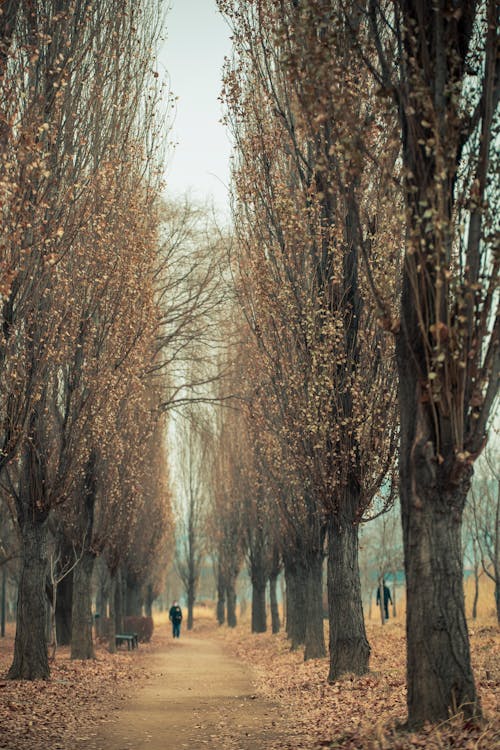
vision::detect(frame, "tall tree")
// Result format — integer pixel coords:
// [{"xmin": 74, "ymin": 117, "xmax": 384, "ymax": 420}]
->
[
  {"xmin": 220, "ymin": 0, "xmax": 399, "ymax": 670},
  {"xmin": 0, "ymin": 0, "xmax": 168, "ymax": 678},
  {"xmin": 174, "ymin": 406, "xmax": 210, "ymax": 630},
  {"xmin": 361, "ymin": 0, "xmax": 499, "ymax": 724},
  {"xmin": 207, "ymin": 402, "xmax": 244, "ymax": 629}
]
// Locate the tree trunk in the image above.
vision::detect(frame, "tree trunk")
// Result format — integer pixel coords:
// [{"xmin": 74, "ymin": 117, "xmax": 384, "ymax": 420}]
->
[
  {"xmin": 378, "ymin": 579, "xmax": 386, "ymax": 625},
  {"xmin": 187, "ymin": 579, "xmax": 195, "ymax": 630},
  {"xmin": 269, "ymin": 573, "xmax": 280, "ymax": 634},
  {"xmin": 145, "ymin": 584, "xmax": 154, "ymax": 618},
  {"xmin": 1, "ymin": 565, "xmax": 6, "ymax": 637},
  {"xmin": 125, "ymin": 580, "xmax": 142, "ymax": 617},
  {"xmin": 226, "ymin": 581, "xmax": 237, "ymax": 628},
  {"xmin": 95, "ymin": 585, "xmax": 106, "ymax": 638},
  {"xmin": 71, "ymin": 551, "xmax": 95, "ymax": 660},
  {"xmin": 284, "ymin": 561, "xmax": 306, "ymax": 649},
  {"xmin": 251, "ymin": 577, "xmax": 267, "ymax": 633},
  {"xmin": 239, "ymin": 595, "xmax": 247, "ymax": 618},
  {"xmin": 8, "ymin": 515, "xmax": 50, "ymax": 679},
  {"xmin": 304, "ymin": 551, "xmax": 326, "ymax": 660},
  {"xmin": 391, "ymin": 575, "xmax": 397, "ymax": 618},
  {"xmin": 401, "ymin": 478, "xmax": 479, "ymax": 724},
  {"xmin": 114, "ymin": 568, "xmax": 124, "ymax": 635},
  {"xmin": 396, "ymin": 237, "xmax": 481, "ymax": 723},
  {"xmin": 328, "ymin": 516, "xmax": 370, "ymax": 680},
  {"xmin": 493, "ymin": 490, "xmax": 500, "ymax": 624},
  {"xmin": 216, "ymin": 570, "xmax": 225, "ymax": 625},
  {"xmin": 280, "ymin": 574, "xmax": 286, "ymax": 627},
  {"xmin": 95, "ymin": 558, "xmax": 108, "ymax": 637},
  {"xmin": 472, "ymin": 566, "xmax": 479, "ymax": 620},
  {"xmin": 55, "ymin": 570, "xmax": 73, "ymax": 645},
  {"xmin": 108, "ymin": 574, "xmax": 117, "ymax": 653}
]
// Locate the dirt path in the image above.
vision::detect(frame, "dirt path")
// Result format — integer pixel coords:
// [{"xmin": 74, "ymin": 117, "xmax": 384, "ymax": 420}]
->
[{"xmin": 83, "ymin": 632, "xmax": 287, "ymax": 750}]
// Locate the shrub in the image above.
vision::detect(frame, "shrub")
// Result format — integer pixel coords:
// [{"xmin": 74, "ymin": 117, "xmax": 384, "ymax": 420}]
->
[{"xmin": 123, "ymin": 616, "xmax": 154, "ymax": 643}]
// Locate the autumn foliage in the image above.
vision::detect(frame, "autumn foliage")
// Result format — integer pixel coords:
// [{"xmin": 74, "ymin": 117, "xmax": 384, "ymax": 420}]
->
[{"xmin": 0, "ymin": 0, "xmax": 174, "ymax": 679}]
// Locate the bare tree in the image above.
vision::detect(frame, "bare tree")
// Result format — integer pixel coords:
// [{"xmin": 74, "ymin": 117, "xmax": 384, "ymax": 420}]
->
[
  {"xmin": 470, "ymin": 444, "xmax": 500, "ymax": 622},
  {"xmin": 206, "ymin": 402, "xmax": 244, "ymax": 629},
  {"xmin": 174, "ymin": 406, "xmax": 210, "ymax": 630}
]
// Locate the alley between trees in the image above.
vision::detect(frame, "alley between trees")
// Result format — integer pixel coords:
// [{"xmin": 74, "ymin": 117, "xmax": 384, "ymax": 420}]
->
[{"xmin": 81, "ymin": 635, "xmax": 287, "ymax": 750}]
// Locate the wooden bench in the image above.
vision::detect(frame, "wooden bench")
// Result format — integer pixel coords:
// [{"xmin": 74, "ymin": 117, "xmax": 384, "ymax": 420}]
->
[{"xmin": 115, "ymin": 633, "xmax": 138, "ymax": 650}]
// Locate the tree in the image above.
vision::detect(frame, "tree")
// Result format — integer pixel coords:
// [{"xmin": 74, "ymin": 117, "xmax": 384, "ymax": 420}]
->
[
  {"xmin": 361, "ymin": 0, "xmax": 499, "ymax": 724},
  {"xmin": 1, "ymin": 0, "xmax": 112, "ymax": 678},
  {"xmin": 469, "ymin": 445, "xmax": 500, "ymax": 622},
  {"xmin": 206, "ymin": 401, "xmax": 244, "ymax": 629},
  {"xmin": 174, "ymin": 406, "xmax": 210, "ymax": 631},
  {"xmin": 0, "ymin": 0, "xmax": 168, "ymax": 678},
  {"xmin": 462, "ymin": 495, "xmax": 483, "ymax": 620},
  {"xmin": 220, "ymin": 0, "xmax": 399, "ymax": 670}
]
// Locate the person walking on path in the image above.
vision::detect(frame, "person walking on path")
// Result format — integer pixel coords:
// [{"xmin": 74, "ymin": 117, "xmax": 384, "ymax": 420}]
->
[
  {"xmin": 376, "ymin": 580, "xmax": 393, "ymax": 621},
  {"xmin": 169, "ymin": 600, "xmax": 183, "ymax": 638}
]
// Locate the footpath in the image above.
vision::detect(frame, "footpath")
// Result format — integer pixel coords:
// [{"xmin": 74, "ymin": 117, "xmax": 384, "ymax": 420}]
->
[{"xmin": 82, "ymin": 633, "xmax": 287, "ymax": 750}]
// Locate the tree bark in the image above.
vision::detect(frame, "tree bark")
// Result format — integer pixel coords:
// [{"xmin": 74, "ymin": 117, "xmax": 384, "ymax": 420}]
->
[
  {"xmin": 108, "ymin": 573, "xmax": 117, "ymax": 653},
  {"xmin": 145, "ymin": 583, "xmax": 154, "ymax": 618},
  {"xmin": 71, "ymin": 551, "xmax": 95, "ymax": 660},
  {"xmin": 304, "ymin": 550, "xmax": 326, "ymax": 660},
  {"xmin": 472, "ymin": 567, "xmax": 479, "ymax": 620},
  {"xmin": 269, "ymin": 573, "xmax": 280, "ymax": 634},
  {"xmin": 284, "ymin": 561, "xmax": 306, "ymax": 649},
  {"xmin": 391, "ymin": 574, "xmax": 397, "ymax": 618},
  {"xmin": 1, "ymin": 565, "xmax": 6, "ymax": 637},
  {"xmin": 8, "ymin": 514, "xmax": 50, "ymax": 679},
  {"xmin": 249, "ymin": 537, "xmax": 268, "ymax": 633},
  {"xmin": 55, "ymin": 569, "xmax": 73, "ymax": 645},
  {"xmin": 187, "ymin": 578, "xmax": 195, "ymax": 630},
  {"xmin": 395, "ymin": 353, "xmax": 482, "ymax": 707},
  {"xmin": 378, "ymin": 580, "xmax": 386, "ymax": 625},
  {"xmin": 114, "ymin": 567, "xmax": 124, "ymax": 635},
  {"xmin": 401, "ymin": 476, "xmax": 478, "ymax": 724},
  {"xmin": 95, "ymin": 581, "xmax": 107, "ymax": 638},
  {"xmin": 280, "ymin": 574, "xmax": 286, "ymax": 628},
  {"xmin": 125, "ymin": 580, "xmax": 142, "ymax": 617},
  {"xmin": 216, "ymin": 569, "xmax": 225, "ymax": 625},
  {"xmin": 327, "ymin": 515, "xmax": 370, "ymax": 680},
  {"xmin": 395, "ymin": 228, "xmax": 481, "ymax": 722},
  {"xmin": 251, "ymin": 575, "xmax": 267, "ymax": 633},
  {"xmin": 226, "ymin": 581, "xmax": 237, "ymax": 628}
]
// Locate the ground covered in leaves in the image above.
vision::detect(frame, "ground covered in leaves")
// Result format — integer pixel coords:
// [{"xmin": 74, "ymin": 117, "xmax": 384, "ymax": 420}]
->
[
  {"xmin": 0, "ymin": 625, "xmax": 160, "ymax": 750},
  {"xmin": 0, "ymin": 617, "xmax": 498, "ymax": 750},
  {"xmin": 218, "ymin": 619, "xmax": 500, "ymax": 750}
]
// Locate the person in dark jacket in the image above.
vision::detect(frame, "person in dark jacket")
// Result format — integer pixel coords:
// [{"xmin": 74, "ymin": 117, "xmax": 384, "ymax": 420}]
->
[
  {"xmin": 169, "ymin": 601, "xmax": 183, "ymax": 638},
  {"xmin": 376, "ymin": 580, "xmax": 393, "ymax": 620}
]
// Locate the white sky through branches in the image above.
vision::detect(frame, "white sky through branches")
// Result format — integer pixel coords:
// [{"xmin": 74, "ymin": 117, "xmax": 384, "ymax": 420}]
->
[{"xmin": 159, "ymin": 0, "xmax": 232, "ymax": 221}]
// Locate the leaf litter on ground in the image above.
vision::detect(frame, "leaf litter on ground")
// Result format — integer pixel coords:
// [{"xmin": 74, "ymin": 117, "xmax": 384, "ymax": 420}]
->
[
  {"xmin": 216, "ymin": 619, "xmax": 500, "ymax": 750},
  {"xmin": 0, "ymin": 619, "xmax": 498, "ymax": 750},
  {"xmin": 0, "ymin": 628, "xmax": 159, "ymax": 750}
]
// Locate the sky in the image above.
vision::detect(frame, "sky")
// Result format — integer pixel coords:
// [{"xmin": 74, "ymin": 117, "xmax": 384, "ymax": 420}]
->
[{"xmin": 158, "ymin": 0, "xmax": 233, "ymax": 221}]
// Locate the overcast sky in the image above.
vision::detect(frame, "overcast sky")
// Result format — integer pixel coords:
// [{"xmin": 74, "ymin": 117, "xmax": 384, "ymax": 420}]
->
[{"xmin": 158, "ymin": 0, "xmax": 233, "ymax": 221}]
